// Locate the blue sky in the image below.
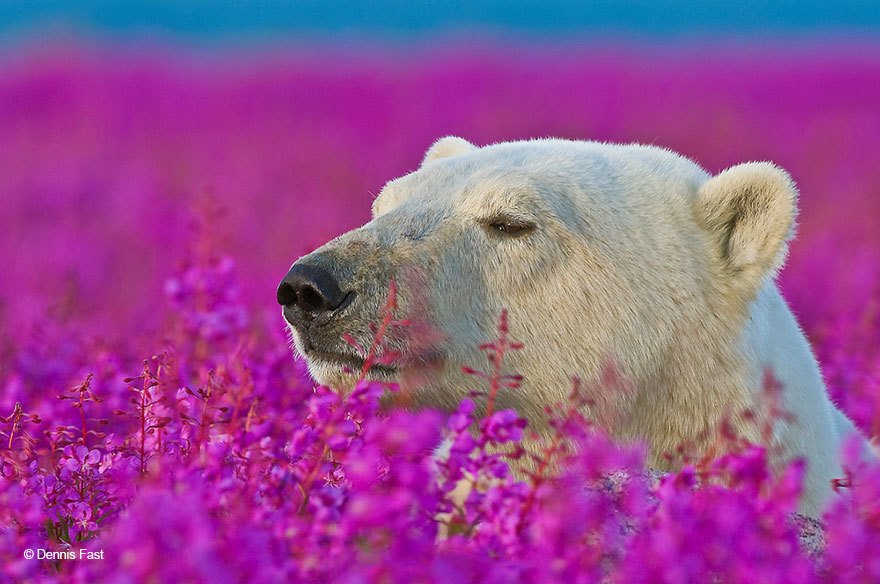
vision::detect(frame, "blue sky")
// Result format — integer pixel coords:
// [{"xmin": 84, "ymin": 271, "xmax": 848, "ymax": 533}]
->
[{"xmin": 1, "ymin": 0, "xmax": 879, "ymax": 40}]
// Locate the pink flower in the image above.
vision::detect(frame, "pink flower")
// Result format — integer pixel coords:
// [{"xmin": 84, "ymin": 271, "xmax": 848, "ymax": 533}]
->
[
  {"xmin": 482, "ymin": 409, "xmax": 526, "ymax": 444},
  {"xmin": 63, "ymin": 445, "xmax": 102, "ymax": 475}
]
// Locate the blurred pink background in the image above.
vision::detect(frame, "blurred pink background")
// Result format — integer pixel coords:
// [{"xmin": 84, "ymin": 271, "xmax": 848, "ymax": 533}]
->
[{"xmin": 1, "ymin": 42, "xmax": 878, "ymax": 345}]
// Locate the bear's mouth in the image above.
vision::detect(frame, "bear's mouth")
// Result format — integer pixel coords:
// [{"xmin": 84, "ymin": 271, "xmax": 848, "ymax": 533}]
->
[{"xmin": 305, "ymin": 348, "xmax": 399, "ymax": 376}]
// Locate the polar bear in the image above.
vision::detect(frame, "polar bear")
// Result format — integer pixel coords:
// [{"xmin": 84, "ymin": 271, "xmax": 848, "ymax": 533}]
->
[{"xmin": 277, "ymin": 136, "xmax": 867, "ymax": 516}]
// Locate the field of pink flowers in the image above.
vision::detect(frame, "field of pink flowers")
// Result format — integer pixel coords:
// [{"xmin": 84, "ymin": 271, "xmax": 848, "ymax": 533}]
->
[{"xmin": 1, "ymin": 41, "xmax": 879, "ymax": 581}]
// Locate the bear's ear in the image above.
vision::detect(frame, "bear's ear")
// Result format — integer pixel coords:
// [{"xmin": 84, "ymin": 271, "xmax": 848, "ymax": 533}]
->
[
  {"xmin": 695, "ymin": 162, "xmax": 798, "ymax": 286},
  {"xmin": 422, "ymin": 136, "xmax": 476, "ymax": 166}
]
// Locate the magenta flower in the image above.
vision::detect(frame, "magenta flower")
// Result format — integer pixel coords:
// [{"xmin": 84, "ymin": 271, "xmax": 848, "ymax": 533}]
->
[
  {"xmin": 62, "ymin": 445, "xmax": 102, "ymax": 475},
  {"xmin": 482, "ymin": 409, "xmax": 527, "ymax": 444}
]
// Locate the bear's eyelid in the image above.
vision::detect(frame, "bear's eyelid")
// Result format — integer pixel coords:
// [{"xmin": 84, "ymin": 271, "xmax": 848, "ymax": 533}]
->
[
  {"xmin": 481, "ymin": 213, "xmax": 535, "ymax": 227},
  {"xmin": 480, "ymin": 214, "xmax": 537, "ymax": 237}
]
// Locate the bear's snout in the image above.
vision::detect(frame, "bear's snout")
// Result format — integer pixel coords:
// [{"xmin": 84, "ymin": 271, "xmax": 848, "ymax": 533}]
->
[
  {"xmin": 277, "ymin": 262, "xmax": 351, "ymax": 326},
  {"xmin": 279, "ymin": 247, "xmax": 405, "ymax": 385}
]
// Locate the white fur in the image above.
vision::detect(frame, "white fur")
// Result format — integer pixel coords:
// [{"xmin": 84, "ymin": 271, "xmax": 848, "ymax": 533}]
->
[{"xmin": 293, "ymin": 136, "xmax": 870, "ymax": 516}]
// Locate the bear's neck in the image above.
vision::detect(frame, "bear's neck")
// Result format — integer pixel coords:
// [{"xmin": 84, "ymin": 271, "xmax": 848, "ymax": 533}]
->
[{"xmin": 624, "ymin": 282, "xmax": 828, "ymax": 470}]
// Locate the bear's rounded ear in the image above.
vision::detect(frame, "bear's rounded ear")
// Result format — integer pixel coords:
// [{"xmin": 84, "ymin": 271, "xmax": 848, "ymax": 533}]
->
[
  {"xmin": 695, "ymin": 162, "xmax": 798, "ymax": 287},
  {"xmin": 422, "ymin": 136, "xmax": 476, "ymax": 166}
]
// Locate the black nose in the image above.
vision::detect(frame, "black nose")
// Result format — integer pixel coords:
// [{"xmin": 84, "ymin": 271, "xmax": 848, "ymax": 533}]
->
[{"xmin": 277, "ymin": 263, "xmax": 347, "ymax": 315}]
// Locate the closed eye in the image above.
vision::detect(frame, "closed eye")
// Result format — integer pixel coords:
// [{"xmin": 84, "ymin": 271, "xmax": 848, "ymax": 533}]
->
[{"xmin": 482, "ymin": 216, "xmax": 536, "ymax": 237}]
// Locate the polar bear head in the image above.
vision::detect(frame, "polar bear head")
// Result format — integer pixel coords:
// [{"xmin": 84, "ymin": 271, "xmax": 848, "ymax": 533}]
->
[{"xmin": 277, "ymin": 137, "xmax": 798, "ymax": 450}]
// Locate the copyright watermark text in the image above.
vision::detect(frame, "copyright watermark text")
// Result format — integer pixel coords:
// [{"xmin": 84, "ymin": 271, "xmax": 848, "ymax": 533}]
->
[{"xmin": 23, "ymin": 548, "xmax": 104, "ymax": 560}]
